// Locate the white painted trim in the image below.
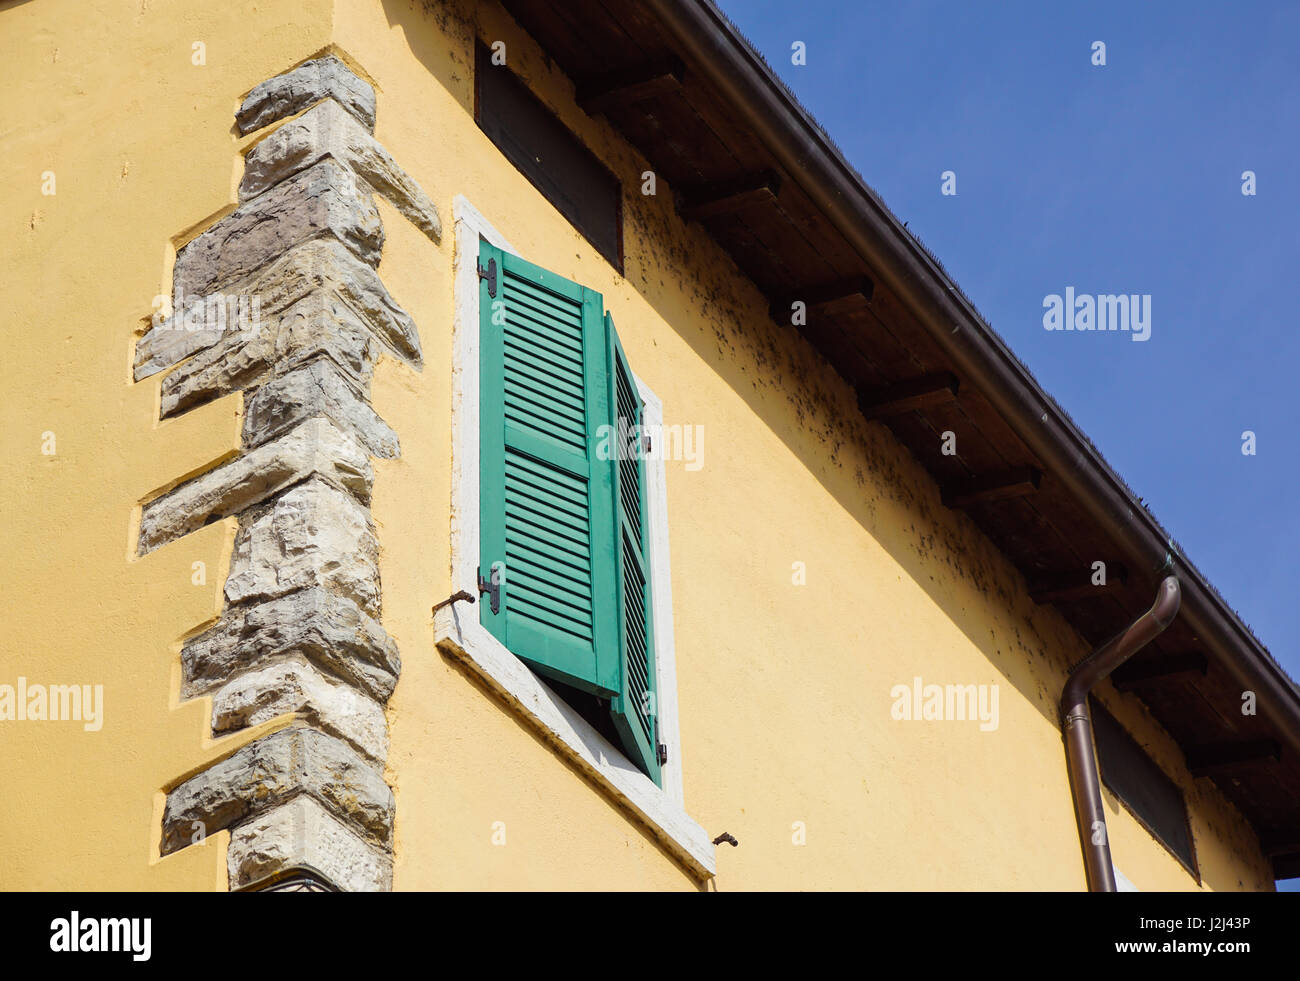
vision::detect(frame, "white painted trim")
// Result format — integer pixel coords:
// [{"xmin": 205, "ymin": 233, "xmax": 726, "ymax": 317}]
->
[
  {"xmin": 440, "ymin": 195, "xmax": 714, "ymax": 878},
  {"xmin": 433, "ymin": 612, "xmax": 714, "ymax": 878},
  {"xmin": 1113, "ymin": 863, "xmax": 1139, "ymax": 892},
  {"xmin": 634, "ymin": 379, "xmax": 685, "ymax": 808}
]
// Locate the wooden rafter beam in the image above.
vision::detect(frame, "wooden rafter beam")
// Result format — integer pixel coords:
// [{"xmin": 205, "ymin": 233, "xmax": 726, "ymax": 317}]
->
[
  {"xmin": 1028, "ymin": 562, "xmax": 1128, "ymax": 604},
  {"xmin": 858, "ymin": 372, "xmax": 960, "ymax": 421},
  {"xmin": 941, "ymin": 466, "xmax": 1042, "ymax": 510},
  {"xmin": 1187, "ymin": 739, "xmax": 1281, "ymax": 777},
  {"xmin": 576, "ymin": 59, "xmax": 686, "ymax": 114},
  {"xmin": 1111, "ymin": 652, "xmax": 1208, "ymax": 692},
  {"xmin": 1259, "ymin": 832, "xmax": 1300, "ymax": 857},
  {"xmin": 1272, "ymin": 853, "xmax": 1300, "ymax": 880},
  {"xmin": 770, "ymin": 276, "xmax": 874, "ymax": 326},
  {"xmin": 680, "ymin": 170, "xmax": 782, "ymax": 221}
]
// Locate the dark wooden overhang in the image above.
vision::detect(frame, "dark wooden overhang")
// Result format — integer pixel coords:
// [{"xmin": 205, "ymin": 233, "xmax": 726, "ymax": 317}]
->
[{"xmin": 495, "ymin": 0, "xmax": 1300, "ymax": 876}]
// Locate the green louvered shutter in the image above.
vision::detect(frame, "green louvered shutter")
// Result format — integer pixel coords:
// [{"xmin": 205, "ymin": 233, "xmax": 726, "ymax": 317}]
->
[
  {"xmin": 479, "ymin": 241, "xmax": 621, "ymax": 697},
  {"xmin": 604, "ymin": 312, "xmax": 661, "ymax": 785}
]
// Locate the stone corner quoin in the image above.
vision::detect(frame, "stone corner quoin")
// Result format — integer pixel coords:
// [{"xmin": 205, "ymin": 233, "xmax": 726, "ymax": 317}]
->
[{"xmin": 134, "ymin": 54, "xmax": 440, "ymax": 893}]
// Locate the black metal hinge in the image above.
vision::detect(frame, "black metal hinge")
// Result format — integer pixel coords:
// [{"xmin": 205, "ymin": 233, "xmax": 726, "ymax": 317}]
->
[
  {"xmin": 657, "ymin": 742, "xmax": 668, "ymax": 765},
  {"xmin": 477, "ymin": 256, "xmax": 498, "ymax": 297},
  {"xmin": 477, "ymin": 566, "xmax": 501, "ymax": 614}
]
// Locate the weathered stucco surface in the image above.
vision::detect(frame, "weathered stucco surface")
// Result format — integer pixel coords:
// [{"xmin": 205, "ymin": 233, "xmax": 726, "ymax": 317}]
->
[
  {"xmin": 341, "ymin": 0, "xmax": 1276, "ymax": 892},
  {"xmin": 0, "ymin": 0, "xmax": 1275, "ymax": 891}
]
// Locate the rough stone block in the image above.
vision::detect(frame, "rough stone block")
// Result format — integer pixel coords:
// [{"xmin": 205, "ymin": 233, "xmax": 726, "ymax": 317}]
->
[
  {"xmin": 237, "ymin": 55, "xmax": 376, "ymax": 135},
  {"xmin": 224, "ymin": 477, "xmax": 381, "ymax": 615},
  {"xmin": 174, "ymin": 158, "xmax": 382, "ymax": 301},
  {"xmin": 161, "ymin": 725, "xmax": 392, "ymax": 855},
  {"xmin": 243, "ymin": 359, "xmax": 399, "ymax": 459},
  {"xmin": 157, "ymin": 286, "xmax": 391, "ymax": 417},
  {"xmin": 272, "ymin": 287, "xmax": 381, "ymax": 383},
  {"xmin": 138, "ymin": 417, "xmax": 372, "ymax": 554},
  {"xmin": 211, "ymin": 655, "xmax": 388, "ymax": 764},
  {"xmin": 245, "ymin": 238, "xmax": 420, "ymax": 368},
  {"xmin": 134, "ymin": 317, "xmax": 229, "ymax": 383},
  {"xmin": 137, "ymin": 237, "xmax": 418, "ymax": 382},
  {"xmin": 158, "ymin": 318, "xmax": 277, "ymax": 416},
  {"xmin": 227, "ymin": 795, "xmax": 392, "ymax": 892},
  {"xmin": 180, "ymin": 586, "xmax": 400, "ymax": 702},
  {"xmin": 242, "ymin": 98, "xmax": 440, "ymax": 242}
]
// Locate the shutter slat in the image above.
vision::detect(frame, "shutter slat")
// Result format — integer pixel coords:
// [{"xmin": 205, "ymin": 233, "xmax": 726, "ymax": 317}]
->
[
  {"xmin": 504, "ymin": 553, "xmax": 590, "ymax": 601},
  {"xmin": 504, "ymin": 331, "xmax": 584, "ymax": 374},
  {"xmin": 503, "ymin": 544, "xmax": 590, "ymax": 597},
  {"xmin": 504, "ymin": 397, "xmax": 586, "ymax": 453},
  {"xmin": 501, "ymin": 549, "xmax": 591, "ymax": 598},
  {"xmin": 508, "ymin": 581, "xmax": 594, "ymax": 629},
  {"xmin": 614, "ymin": 358, "xmax": 644, "ymax": 546},
  {"xmin": 504, "ymin": 487, "xmax": 589, "ymax": 539},
  {"xmin": 505, "ymin": 488, "xmax": 589, "ymax": 538},
  {"xmin": 504, "ymin": 373, "xmax": 586, "ymax": 423},
  {"xmin": 505, "ymin": 452, "xmax": 590, "ymax": 508},
  {"xmin": 505, "ymin": 510, "xmax": 591, "ymax": 566},
  {"xmin": 503, "ymin": 338, "xmax": 587, "ymax": 399},
  {"xmin": 503, "ymin": 275, "xmax": 588, "ymax": 327},
  {"xmin": 503, "ymin": 303, "xmax": 587, "ymax": 358},
  {"xmin": 509, "ymin": 598, "xmax": 593, "ymax": 641}
]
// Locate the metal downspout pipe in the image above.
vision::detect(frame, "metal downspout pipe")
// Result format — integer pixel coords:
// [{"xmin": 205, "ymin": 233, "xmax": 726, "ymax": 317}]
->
[{"xmin": 1060, "ymin": 576, "xmax": 1181, "ymax": 891}]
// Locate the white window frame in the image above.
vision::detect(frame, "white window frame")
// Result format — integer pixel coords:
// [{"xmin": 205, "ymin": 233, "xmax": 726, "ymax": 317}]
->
[
  {"xmin": 433, "ymin": 195, "xmax": 715, "ymax": 879},
  {"xmin": 1113, "ymin": 863, "xmax": 1139, "ymax": 892}
]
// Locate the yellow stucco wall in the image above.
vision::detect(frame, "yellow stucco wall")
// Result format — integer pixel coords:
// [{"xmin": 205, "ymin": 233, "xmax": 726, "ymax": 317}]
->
[
  {"xmin": 0, "ymin": 0, "xmax": 1275, "ymax": 891},
  {"xmin": 0, "ymin": 0, "xmax": 342, "ymax": 889}
]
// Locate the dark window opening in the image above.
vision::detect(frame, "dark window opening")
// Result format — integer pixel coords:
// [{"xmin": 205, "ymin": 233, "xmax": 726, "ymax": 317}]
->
[
  {"xmin": 543, "ymin": 676, "xmax": 624, "ymax": 751},
  {"xmin": 474, "ymin": 43, "xmax": 623, "ymax": 270},
  {"xmin": 1090, "ymin": 698, "xmax": 1199, "ymax": 878}
]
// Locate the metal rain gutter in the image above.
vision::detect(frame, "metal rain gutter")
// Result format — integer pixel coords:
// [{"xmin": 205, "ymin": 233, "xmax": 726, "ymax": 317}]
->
[
  {"xmin": 1061, "ymin": 576, "xmax": 1182, "ymax": 891},
  {"xmin": 643, "ymin": 0, "xmax": 1300, "ymax": 772}
]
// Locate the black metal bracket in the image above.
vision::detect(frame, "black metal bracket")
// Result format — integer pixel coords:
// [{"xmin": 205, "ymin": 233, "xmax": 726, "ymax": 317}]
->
[
  {"xmin": 712, "ymin": 832, "xmax": 739, "ymax": 847},
  {"xmin": 477, "ymin": 256, "xmax": 498, "ymax": 297},
  {"xmin": 477, "ymin": 567, "xmax": 501, "ymax": 614}
]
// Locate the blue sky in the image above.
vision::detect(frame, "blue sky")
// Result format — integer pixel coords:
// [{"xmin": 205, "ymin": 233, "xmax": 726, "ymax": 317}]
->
[{"xmin": 715, "ymin": 0, "xmax": 1299, "ymax": 886}]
